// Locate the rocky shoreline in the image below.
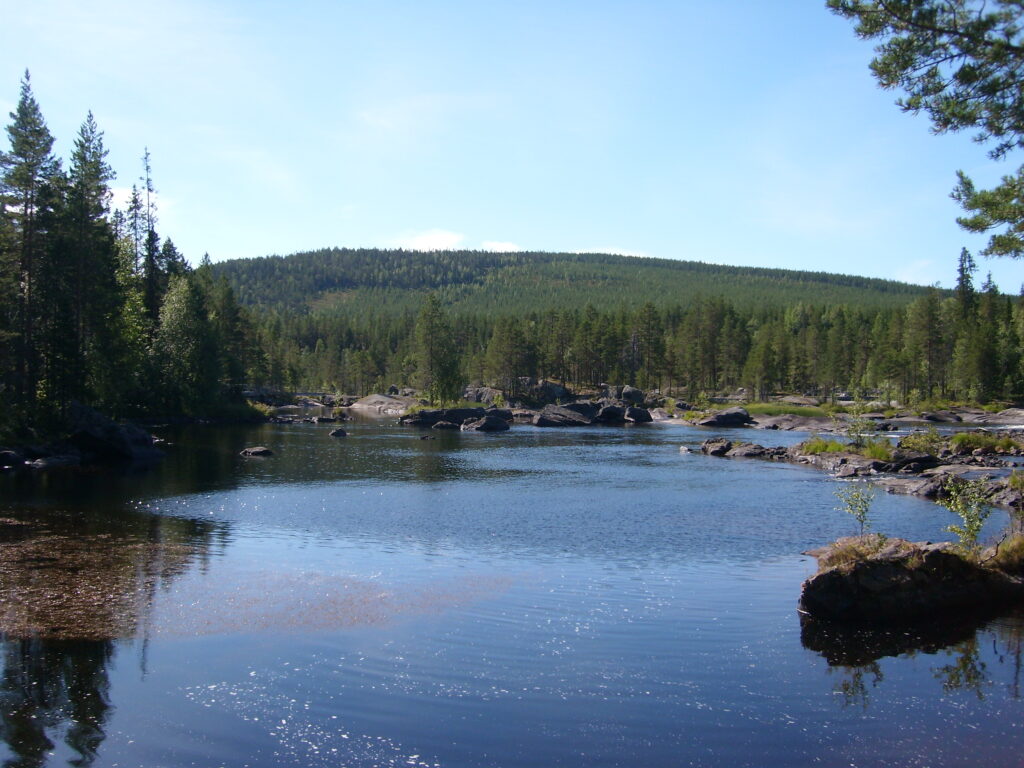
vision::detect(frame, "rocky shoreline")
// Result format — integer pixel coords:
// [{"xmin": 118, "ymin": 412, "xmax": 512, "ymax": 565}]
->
[{"xmin": 696, "ymin": 435, "xmax": 1024, "ymax": 510}]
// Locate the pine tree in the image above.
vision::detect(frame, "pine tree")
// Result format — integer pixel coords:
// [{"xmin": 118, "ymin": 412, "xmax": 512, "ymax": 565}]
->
[
  {"xmin": 0, "ymin": 71, "xmax": 61, "ymax": 405},
  {"xmin": 413, "ymin": 294, "xmax": 463, "ymax": 405}
]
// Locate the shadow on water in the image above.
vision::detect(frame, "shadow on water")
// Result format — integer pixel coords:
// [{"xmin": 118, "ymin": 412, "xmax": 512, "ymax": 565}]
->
[
  {"xmin": 0, "ymin": 506, "xmax": 230, "ymax": 767},
  {"xmin": 801, "ymin": 609, "xmax": 1024, "ymax": 708}
]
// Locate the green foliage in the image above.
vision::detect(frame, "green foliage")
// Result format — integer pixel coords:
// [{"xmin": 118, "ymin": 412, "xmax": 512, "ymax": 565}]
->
[
  {"xmin": 413, "ymin": 293, "xmax": 463, "ymax": 406},
  {"xmin": 860, "ymin": 438, "xmax": 893, "ymax": 461},
  {"xmin": 990, "ymin": 534, "xmax": 1024, "ymax": 574},
  {"xmin": 899, "ymin": 426, "xmax": 945, "ymax": 456},
  {"xmin": 835, "ymin": 483, "xmax": 877, "ymax": 535},
  {"xmin": 843, "ymin": 402, "xmax": 878, "ymax": 449},
  {"xmin": 828, "ymin": 1, "xmax": 1024, "ymax": 258},
  {"xmin": 212, "ymin": 247, "xmax": 931, "ymax": 317},
  {"xmin": 950, "ymin": 431, "xmax": 1021, "ymax": 453},
  {"xmin": 940, "ymin": 477, "xmax": 994, "ymax": 556},
  {"xmin": 803, "ymin": 436, "xmax": 847, "ymax": 454},
  {"xmin": 741, "ymin": 402, "xmax": 827, "ymax": 417}
]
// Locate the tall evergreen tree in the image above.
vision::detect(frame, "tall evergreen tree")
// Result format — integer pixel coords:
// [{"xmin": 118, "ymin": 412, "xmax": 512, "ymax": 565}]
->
[
  {"xmin": 0, "ymin": 71, "xmax": 61, "ymax": 404},
  {"xmin": 413, "ymin": 294, "xmax": 463, "ymax": 405}
]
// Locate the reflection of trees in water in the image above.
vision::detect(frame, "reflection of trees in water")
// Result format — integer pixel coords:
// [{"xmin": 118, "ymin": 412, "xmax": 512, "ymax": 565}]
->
[
  {"xmin": 0, "ymin": 639, "xmax": 112, "ymax": 768},
  {"xmin": 933, "ymin": 637, "xmax": 989, "ymax": 700},
  {"xmin": 0, "ymin": 512, "xmax": 228, "ymax": 641},
  {"xmin": 802, "ymin": 610, "xmax": 1024, "ymax": 708},
  {"xmin": 0, "ymin": 509, "xmax": 229, "ymax": 766},
  {"xmin": 829, "ymin": 661, "xmax": 883, "ymax": 709}
]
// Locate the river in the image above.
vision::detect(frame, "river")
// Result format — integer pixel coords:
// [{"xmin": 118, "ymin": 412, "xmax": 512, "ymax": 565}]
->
[{"xmin": 0, "ymin": 417, "xmax": 1021, "ymax": 767}]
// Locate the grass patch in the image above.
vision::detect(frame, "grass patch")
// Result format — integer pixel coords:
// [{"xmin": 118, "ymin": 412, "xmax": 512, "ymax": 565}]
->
[
  {"xmin": 950, "ymin": 432, "xmax": 1021, "ymax": 453},
  {"xmin": 246, "ymin": 400, "xmax": 276, "ymax": 418},
  {"xmin": 802, "ymin": 436, "xmax": 847, "ymax": 454},
  {"xmin": 743, "ymin": 402, "xmax": 828, "ymax": 418},
  {"xmin": 989, "ymin": 534, "xmax": 1024, "ymax": 574},
  {"xmin": 404, "ymin": 399, "xmax": 482, "ymax": 414},
  {"xmin": 860, "ymin": 439, "xmax": 893, "ymax": 461},
  {"xmin": 817, "ymin": 534, "xmax": 905, "ymax": 572}
]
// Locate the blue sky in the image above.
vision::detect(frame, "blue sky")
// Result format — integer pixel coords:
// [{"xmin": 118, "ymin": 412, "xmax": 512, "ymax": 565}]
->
[{"xmin": 2, "ymin": 0, "xmax": 1020, "ymax": 291}]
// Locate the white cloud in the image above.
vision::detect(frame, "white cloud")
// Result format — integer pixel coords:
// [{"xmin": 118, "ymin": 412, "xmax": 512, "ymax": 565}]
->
[
  {"xmin": 392, "ymin": 229, "xmax": 465, "ymax": 250},
  {"xmin": 481, "ymin": 240, "xmax": 521, "ymax": 252},
  {"xmin": 894, "ymin": 259, "xmax": 937, "ymax": 286}
]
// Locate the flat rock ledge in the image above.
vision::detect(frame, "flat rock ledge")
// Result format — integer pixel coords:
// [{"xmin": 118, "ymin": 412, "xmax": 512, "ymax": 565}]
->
[
  {"xmin": 800, "ymin": 537, "xmax": 1024, "ymax": 624},
  {"xmin": 698, "ymin": 438, "xmax": 1024, "ymax": 509}
]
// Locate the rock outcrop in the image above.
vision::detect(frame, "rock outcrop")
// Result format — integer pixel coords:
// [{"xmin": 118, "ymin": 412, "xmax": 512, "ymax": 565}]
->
[
  {"xmin": 65, "ymin": 404, "xmax": 164, "ymax": 464},
  {"xmin": 461, "ymin": 415, "xmax": 511, "ymax": 432},
  {"xmin": 696, "ymin": 406, "xmax": 752, "ymax": 428},
  {"xmin": 799, "ymin": 537, "xmax": 1024, "ymax": 624}
]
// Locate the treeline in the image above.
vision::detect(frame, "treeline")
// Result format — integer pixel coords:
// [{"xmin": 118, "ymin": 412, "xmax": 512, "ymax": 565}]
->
[
  {"xmin": 213, "ymin": 246, "xmax": 933, "ymax": 316},
  {"xmin": 0, "ymin": 73, "xmax": 259, "ymax": 437},
  {"xmin": 2, "ymin": 72, "xmax": 1019, "ymax": 435},
  {"xmin": 253, "ymin": 264, "xmax": 1023, "ymax": 406}
]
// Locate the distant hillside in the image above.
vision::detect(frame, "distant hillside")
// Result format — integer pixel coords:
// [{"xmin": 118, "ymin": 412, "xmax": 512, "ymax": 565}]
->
[{"xmin": 211, "ymin": 248, "xmax": 933, "ymax": 316}]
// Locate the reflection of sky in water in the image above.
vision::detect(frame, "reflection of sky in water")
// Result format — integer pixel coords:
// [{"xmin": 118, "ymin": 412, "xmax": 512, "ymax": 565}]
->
[{"xmin": 1, "ymin": 421, "xmax": 1023, "ymax": 767}]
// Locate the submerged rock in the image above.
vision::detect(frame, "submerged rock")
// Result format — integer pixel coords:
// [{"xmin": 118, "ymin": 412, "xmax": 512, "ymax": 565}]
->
[
  {"xmin": 240, "ymin": 446, "xmax": 273, "ymax": 457},
  {"xmin": 329, "ymin": 428, "xmax": 348, "ymax": 437}
]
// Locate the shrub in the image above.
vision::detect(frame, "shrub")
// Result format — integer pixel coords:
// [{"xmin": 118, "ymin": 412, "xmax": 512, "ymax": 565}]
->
[
  {"xmin": 899, "ymin": 425, "xmax": 945, "ymax": 456},
  {"xmin": 940, "ymin": 477, "xmax": 993, "ymax": 557},
  {"xmin": 950, "ymin": 432, "xmax": 1021, "ymax": 453},
  {"xmin": 247, "ymin": 400, "xmax": 276, "ymax": 418},
  {"xmin": 835, "ymin": 483, "xmax": 876, "ymax": 535}
]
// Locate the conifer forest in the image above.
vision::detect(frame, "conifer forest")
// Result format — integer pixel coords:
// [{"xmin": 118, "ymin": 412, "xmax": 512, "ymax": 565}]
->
[{"xmin": 2, "ymin": 71, "xmax": 1023, "ymax": 441}]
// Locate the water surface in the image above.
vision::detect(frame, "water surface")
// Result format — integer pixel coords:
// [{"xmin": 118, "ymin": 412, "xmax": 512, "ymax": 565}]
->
[{"xmin": 1, "ymin": 419, "xmax": 1021, "ymax": 767}]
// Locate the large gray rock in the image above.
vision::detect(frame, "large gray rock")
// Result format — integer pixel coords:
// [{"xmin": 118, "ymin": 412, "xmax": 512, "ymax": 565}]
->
[
  {"xmin": 697, "ymin": 406, "xmax": 752, "ymax": 428},
  {"xmin": 400, "ymin": 407, "xmax": 487, "ymax": 427},
  {"xmin": 462, "ymin": 386, "xmax": 504, "ymax": 404},
  {"xmin": 66, "ymin": 404, "xmax": 164, "ymax": 463},
  {"xmin": 751, "ymin": 414, "xmax": 835, "ymax": 432},
  {"xmin": 700, "ymin": 438, "xmax": 733, "ymax": 456},
  {"xmin": 799, "ymin": 537, "xmax": 1024, "ymax": 624},
  {"xmin": 350, "ymin": 394, "xmax": 419, "ymax": 415},
  {"xmin": 461, "ymin": 415, "xmax": 510, "ymax": 432},
  {"xmin": 620, "ymin": 385, "xmax": 645, "ymax": 405},
  {"xmin": 534, "ymin": 404, "xmax": 597, "ymax": 427},
  {"xmin": 624, "ymin": 406, "xmax": 653, "ymax": 424}
]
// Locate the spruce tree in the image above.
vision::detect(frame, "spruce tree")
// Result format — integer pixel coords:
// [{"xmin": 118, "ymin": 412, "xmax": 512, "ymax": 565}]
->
[{"xmin": 0, "ymin": 71, "xmax": 61, "ymax": 405}]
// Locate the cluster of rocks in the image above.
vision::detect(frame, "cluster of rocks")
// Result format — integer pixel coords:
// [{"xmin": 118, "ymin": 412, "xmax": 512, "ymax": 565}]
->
[
  {"xmin": 531, "ymin": 401, "xmax": 654, "ymax": 427},
  {"xmin": 0, "ymin": 404, "xmax": 164, "ymax": 471},
  {"xmin": 696, "ymin": 436, "xmax": 1024, "ymax": 509},
  {"xmin": 399, "ymin": 407, "xmax": 512, "ymax": 432},
  {"xmin": 268, "ymin": 411, "xmax": 347, "ymax": 425},
  {"xmin": 799, "ymin": 536, "xmax": 1024, "ymax": 624}
]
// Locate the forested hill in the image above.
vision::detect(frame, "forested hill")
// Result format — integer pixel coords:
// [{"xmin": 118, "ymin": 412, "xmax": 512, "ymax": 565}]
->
[{"xmin": 211, "ymin": 248, "xmax": 932, "ymax": 315}]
